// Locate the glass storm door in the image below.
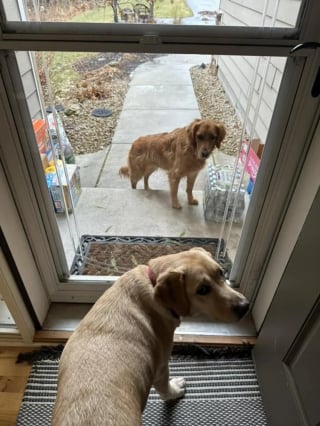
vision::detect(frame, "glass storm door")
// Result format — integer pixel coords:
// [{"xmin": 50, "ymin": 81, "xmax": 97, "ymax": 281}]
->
[{"xmin": 0, "ymin": 0, "xmax": 318, "ymax": 315}]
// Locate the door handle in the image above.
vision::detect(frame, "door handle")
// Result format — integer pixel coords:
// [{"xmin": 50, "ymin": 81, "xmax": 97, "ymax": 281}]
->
[
  {"xmin": 290, "ymin": 42, "xmax": 320, "ymax": 98},
  {"xmin": 290, "ymin": 42, "xmax": 320, "ymax": 54}
]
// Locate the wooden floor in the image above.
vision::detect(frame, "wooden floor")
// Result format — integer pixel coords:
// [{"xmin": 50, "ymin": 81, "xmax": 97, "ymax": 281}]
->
[{"xmin": 0, "ymin": 347, "xmax": 33, "ymax": 426}]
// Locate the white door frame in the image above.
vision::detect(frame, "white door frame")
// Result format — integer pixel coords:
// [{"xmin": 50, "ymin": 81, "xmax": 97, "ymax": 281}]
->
[
  {"xmin": 0, "ymin": 162, "xmax": 49, "ymax": 326},
  {"xmin": 253, "ymin": 114, "xmax": 320, "ymax": 330},
  {"xmin": 254, "ymin": 184, "xmax": 320, "ymax": 425}
]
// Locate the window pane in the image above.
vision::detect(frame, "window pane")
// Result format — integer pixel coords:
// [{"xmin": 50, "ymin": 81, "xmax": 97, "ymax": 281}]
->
[{"xmin": 3, "ymin": 0, "xmax": 303, "ymax": 28}]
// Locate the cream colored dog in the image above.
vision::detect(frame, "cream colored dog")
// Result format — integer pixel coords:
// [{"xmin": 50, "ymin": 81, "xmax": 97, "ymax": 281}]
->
[{"xmin": 51, "ymin": 248, "xmax": 249, "ymax": 426}]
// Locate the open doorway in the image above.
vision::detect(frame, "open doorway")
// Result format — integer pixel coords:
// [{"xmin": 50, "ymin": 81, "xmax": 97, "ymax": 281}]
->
[
  {"xmin": 14, "ymin": 47, "xmax": 284, "ymax": 337},
  {"xmin": 1, "ymin": 0, "xmax": 316, "ymax": 338}
]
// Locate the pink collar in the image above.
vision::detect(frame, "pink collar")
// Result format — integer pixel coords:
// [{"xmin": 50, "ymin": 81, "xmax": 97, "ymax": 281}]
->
[{"xmin": 147, "ymin": 266, "xmax": 157, "ymax": 286}]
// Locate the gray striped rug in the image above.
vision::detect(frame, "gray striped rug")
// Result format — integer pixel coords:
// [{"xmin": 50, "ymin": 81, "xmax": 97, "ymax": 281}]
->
[{"xmin": 17, "ymin": 355, "xmax": 268, "ymax": 425}]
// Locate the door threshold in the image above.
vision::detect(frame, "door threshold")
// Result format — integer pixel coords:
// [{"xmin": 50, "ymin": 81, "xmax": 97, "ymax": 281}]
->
[
  {"xmin": 34, "ymin": 329, "xmax": 256, "ymax": 345},
  {"xmin": 37, "ymin": 302, "xmax": 256, "ymax": 345}
]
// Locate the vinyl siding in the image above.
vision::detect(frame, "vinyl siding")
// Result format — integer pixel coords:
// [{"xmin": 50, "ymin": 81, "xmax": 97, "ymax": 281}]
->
[
  {"xmin": 4, "ymin": 0, "xmax": 42, "ymax": 120},
  {"xmin": 217, "ymin": 0, "xmax": 299, "ymax": 143}
]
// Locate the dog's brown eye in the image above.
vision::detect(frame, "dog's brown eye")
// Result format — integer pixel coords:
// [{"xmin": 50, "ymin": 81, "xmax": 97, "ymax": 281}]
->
[
  {"xmin": 196, "ymin": 285, "xmax": 211, "ymax": 296},
  {"xmin": 197, "ymin": 134, "xmax": 204, "ymax": 141}
]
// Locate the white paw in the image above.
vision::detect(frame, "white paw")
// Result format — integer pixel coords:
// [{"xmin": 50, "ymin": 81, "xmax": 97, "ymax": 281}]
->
[{"xmin": 160, "ymin": 377, "xmax": 186, "ymax": 401}]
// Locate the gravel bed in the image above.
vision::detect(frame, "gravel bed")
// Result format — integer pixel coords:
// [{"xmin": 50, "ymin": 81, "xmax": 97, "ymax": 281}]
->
[{"xmin": 61, "ymin": 82, "xmax": 128, "ymax": 155}]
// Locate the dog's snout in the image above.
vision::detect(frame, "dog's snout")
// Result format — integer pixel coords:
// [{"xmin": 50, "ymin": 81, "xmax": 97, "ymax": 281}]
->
[{"xmin": 233, "ymin": 299, "xmax": 250, "ymax": 319}]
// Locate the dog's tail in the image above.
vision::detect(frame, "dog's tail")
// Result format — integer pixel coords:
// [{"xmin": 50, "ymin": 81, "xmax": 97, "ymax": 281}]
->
[{"xmin": 119, "ymin": 166, "xmax": 130, "ymax": 178}]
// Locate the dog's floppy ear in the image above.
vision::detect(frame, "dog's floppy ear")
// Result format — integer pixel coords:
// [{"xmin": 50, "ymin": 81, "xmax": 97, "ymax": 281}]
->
[
  {"xmin": 187, "ymin": 119, "xmax": 201, "ymax": 147},
  {"xmin": 154, "ymin": 269, "xmax": 189, "ymax": 317},
  {"xmin": 216, "ymin": 123, "xmax": 226, "ymax": 148}
]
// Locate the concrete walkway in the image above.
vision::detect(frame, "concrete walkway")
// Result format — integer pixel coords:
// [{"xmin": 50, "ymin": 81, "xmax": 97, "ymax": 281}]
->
[{"xmin": 99, "ymin": 54, "xmax": 203, "ymax": 189}]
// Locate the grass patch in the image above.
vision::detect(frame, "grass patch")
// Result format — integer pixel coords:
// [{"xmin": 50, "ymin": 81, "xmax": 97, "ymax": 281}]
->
[
  {"xmin": 47, "ymin": 52, "xmax": 96, "ymax": 98},
  {"xmin": 44, "ymin": 0, "xmax": 192, "ymax": 96},
  {"xmin": 154, "ymin": 0, "xmax": 192, "ymax": 19},
  {"xmin": 71, "ymin": 0, "xmax": 192, "ymax": 23},
  {"xmin": 72, "ymin": 7, "xmax": 114, "ymax": 23}
]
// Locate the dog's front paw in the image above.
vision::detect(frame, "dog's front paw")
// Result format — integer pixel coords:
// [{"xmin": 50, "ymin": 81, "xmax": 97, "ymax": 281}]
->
[
  {"xmin": 188, "ymin": 198, "xmax": 199, "ymax": 205},
  {"xmin": 172, "ymin": 202, "xmax": 182, "ymax": 209},
  {"xmin": 159, "ymin": 377, "xmax": 186, "ymax": 401}
]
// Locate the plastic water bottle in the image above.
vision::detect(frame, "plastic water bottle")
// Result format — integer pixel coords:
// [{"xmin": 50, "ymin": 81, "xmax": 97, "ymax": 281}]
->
[{"xmin": 63, "ymin": 144, "xmax": 75, "ymax": 164}]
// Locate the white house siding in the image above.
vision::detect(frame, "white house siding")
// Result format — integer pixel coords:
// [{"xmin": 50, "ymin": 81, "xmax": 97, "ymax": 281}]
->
[
  {"xmin": 2, "ymin": 0, "xmax": 21, "ymax": 20},
  {"xmin": 220, "ymin": 0, "xmax": 301, "ymax": 27},
  {"xmin": 15, "ymin": 51, "xmax": 43, "ymax": 120},
  {"xmin": 4, "ymin": 0, "xmax": 42, "ymax": 119},
  {"xmin": 218, "ymin": 0, "xmax": 299, "ymax": 144}
]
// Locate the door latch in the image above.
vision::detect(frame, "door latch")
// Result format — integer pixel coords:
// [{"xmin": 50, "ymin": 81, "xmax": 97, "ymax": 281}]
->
[{"xmin": 291, "ymin": 42, "xmax": 320, "ymax": 98}]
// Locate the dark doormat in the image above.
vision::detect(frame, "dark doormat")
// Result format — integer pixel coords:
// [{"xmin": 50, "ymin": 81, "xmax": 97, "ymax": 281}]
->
[
  {"xmin": 16, "ymin": 345, "xmax": 268, "ymax": 426},
  {"xmin": 70, "ymin": 235, "xmax": 232, "ymax": 277}
]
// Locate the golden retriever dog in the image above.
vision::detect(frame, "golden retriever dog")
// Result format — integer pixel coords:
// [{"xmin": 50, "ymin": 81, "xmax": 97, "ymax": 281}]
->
[
  {"xmin": 119, "ymin": 119, "xmax": 226, "ymax": 209},
  {"xmin": 51, "ymin": 248, "xmax": 249, "ymax": 426}
]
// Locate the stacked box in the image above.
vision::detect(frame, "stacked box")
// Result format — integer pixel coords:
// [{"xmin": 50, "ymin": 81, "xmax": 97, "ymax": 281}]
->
[
  {"xmin": 33, "ymin": 119, "xmax": 50, "ymax": 154},
  {"xmin": 46, "ymin": 164, "xmax": 81, "ymax": 213},
  {"xmin": 203, "ymin": 164, "xmax": 245, "ymax": 223},
  {"xmin": 40, "ymin": 153, "xmax": 49, "ymax": 171},
  {"xmin": 33, "ymin": 118, "xmax": 58, "ymax": 164}
]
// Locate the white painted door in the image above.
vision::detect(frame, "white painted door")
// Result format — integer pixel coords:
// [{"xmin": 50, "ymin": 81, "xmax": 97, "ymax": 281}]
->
[{"xmin": 254, "ymin": 185, "xmax": 320, "ymax": 425}]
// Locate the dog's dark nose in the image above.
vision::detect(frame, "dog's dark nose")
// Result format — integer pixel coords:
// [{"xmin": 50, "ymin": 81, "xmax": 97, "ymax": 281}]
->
[
  {"xmin": 233, "ymin": 299, "xmax": 250, "ymax": 319},
  {"xmin": 201, "ymin": 151, "xmax": 210, "ymax": 159}
]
